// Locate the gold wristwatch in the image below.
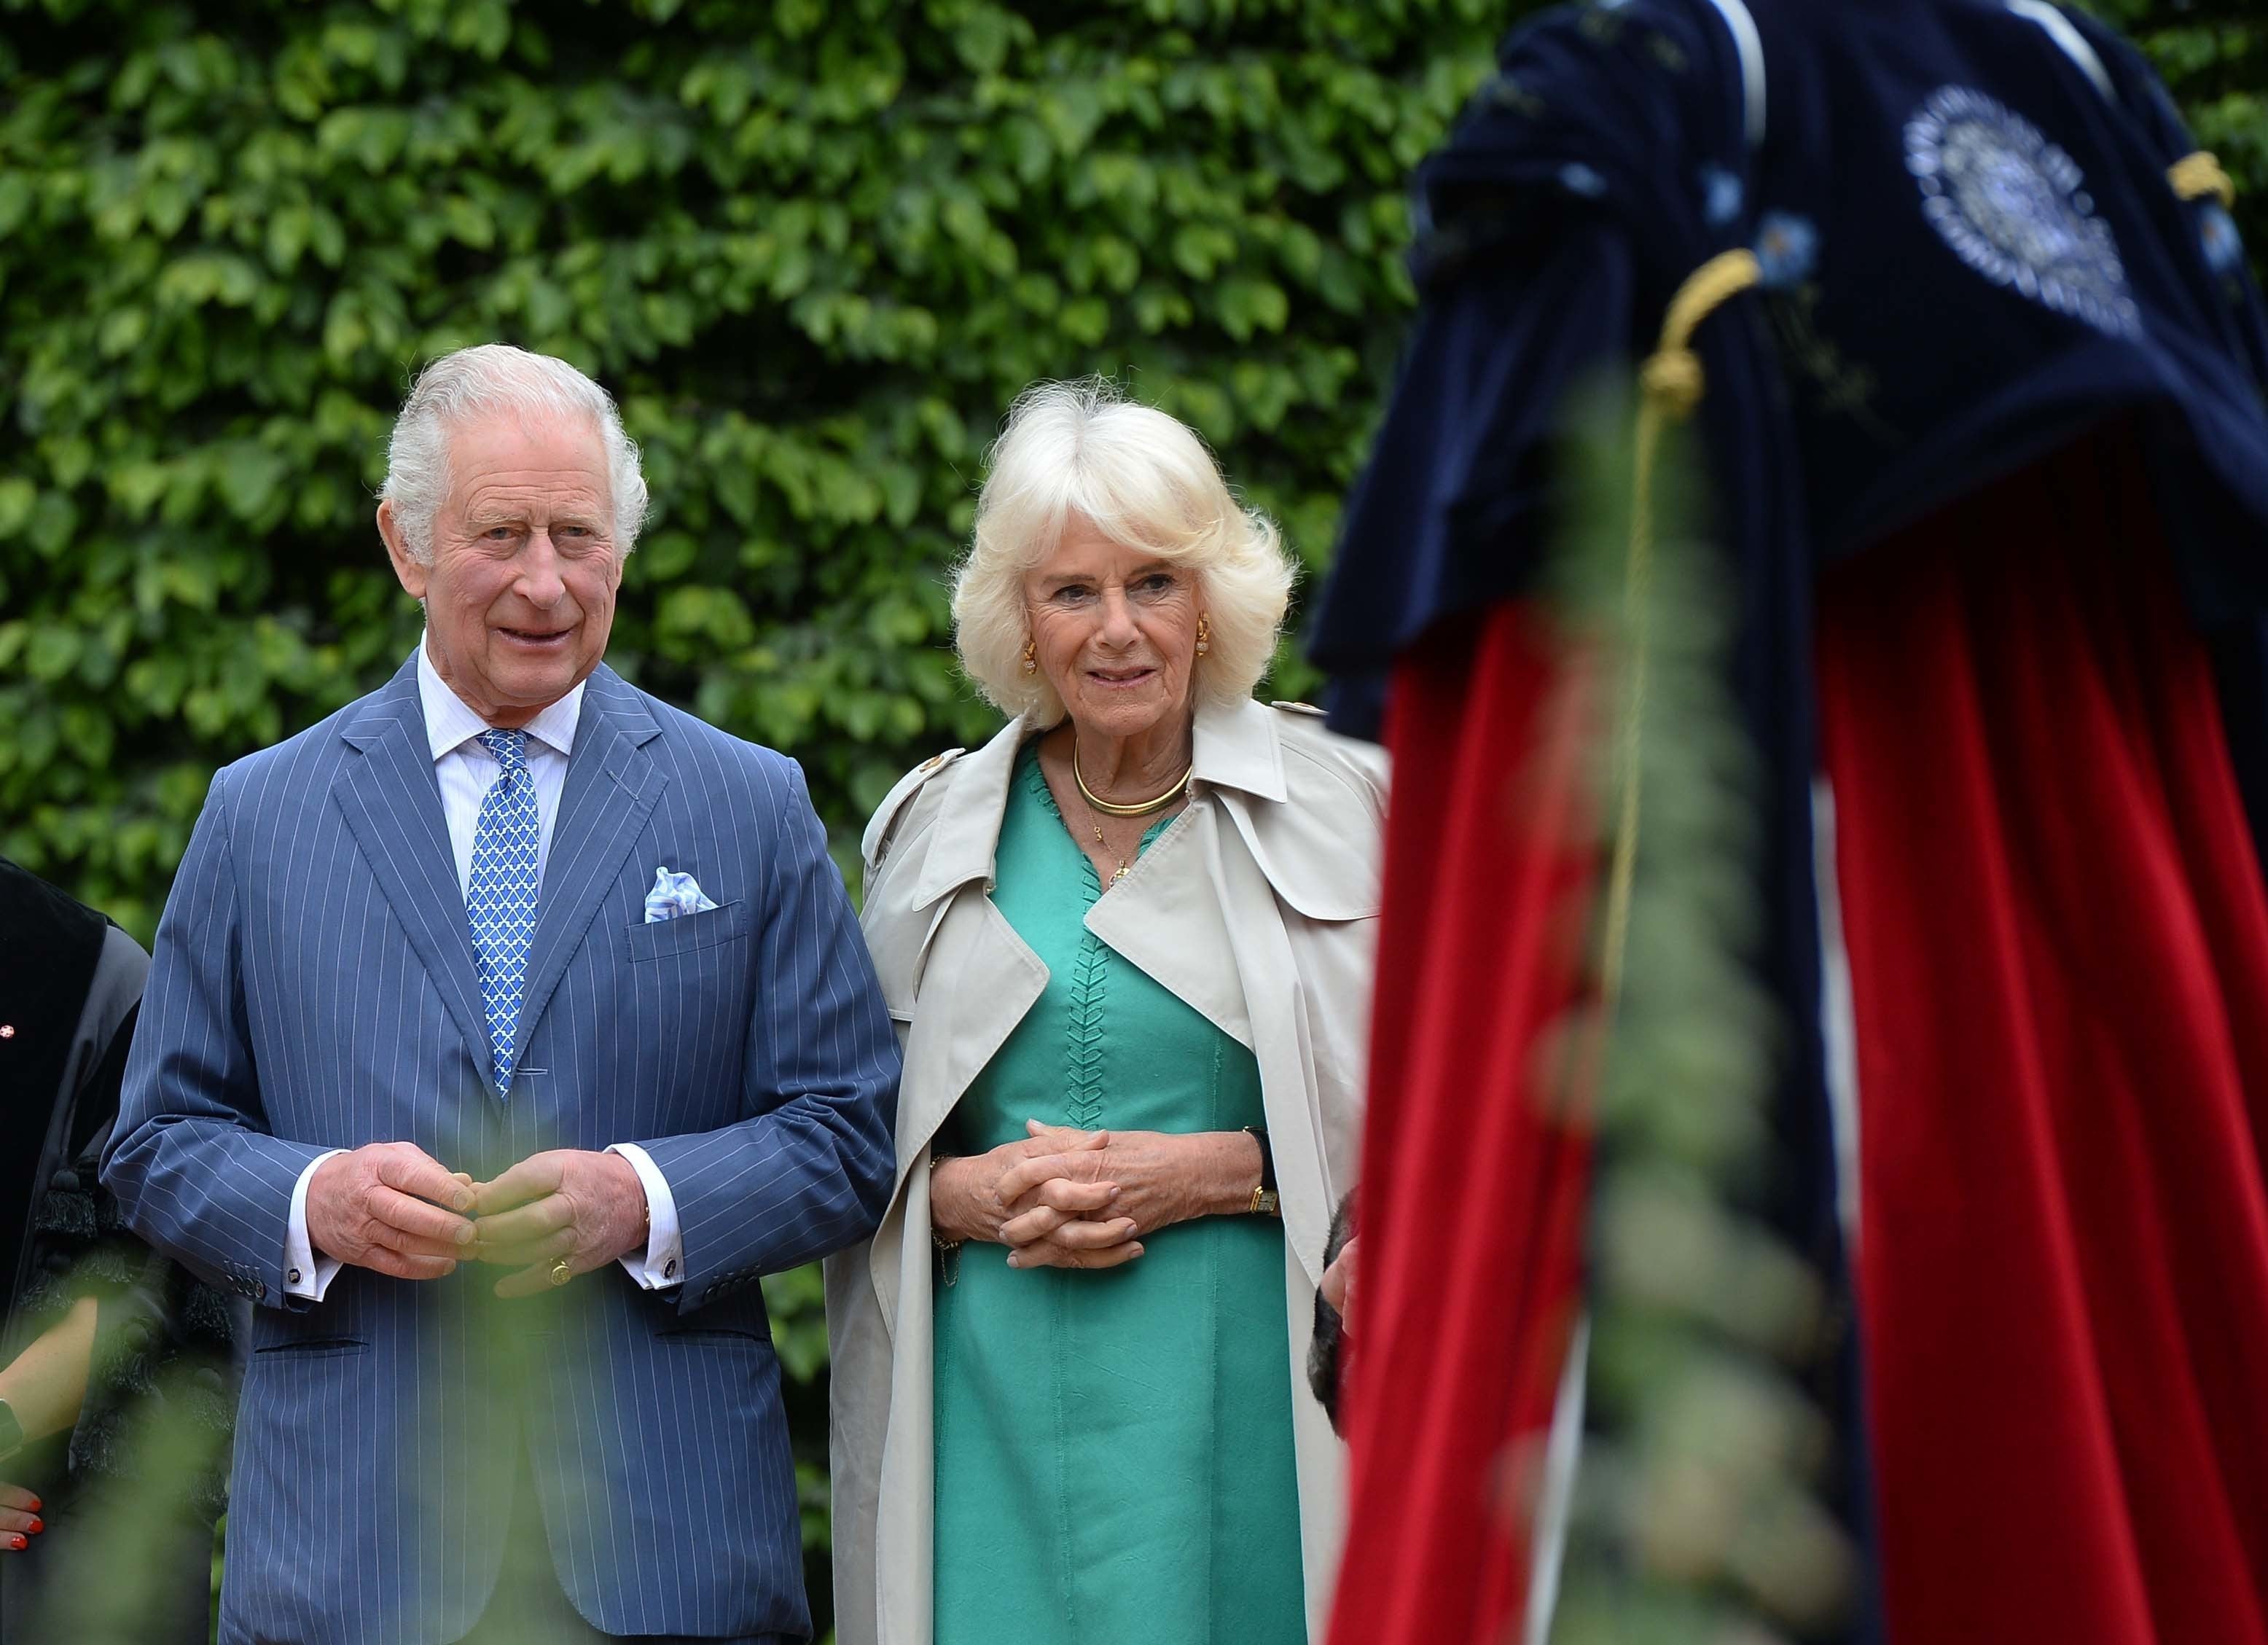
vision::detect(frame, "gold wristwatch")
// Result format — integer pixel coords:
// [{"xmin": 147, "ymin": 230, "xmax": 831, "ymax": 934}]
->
[{"xmin": 1243, "ymin": 1125, "xmax": 1280, "ymax": 1217}]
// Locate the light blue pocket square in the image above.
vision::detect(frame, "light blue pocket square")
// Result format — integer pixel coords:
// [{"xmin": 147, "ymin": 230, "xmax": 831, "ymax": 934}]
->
[{"xmin": 645, "ymin": 867, "xmax": 719, "ymax": 923}]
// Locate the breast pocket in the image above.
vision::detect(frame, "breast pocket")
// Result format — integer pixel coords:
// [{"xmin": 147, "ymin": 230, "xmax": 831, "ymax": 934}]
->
[{"xmin": 619, "ymin": 899, "xmax": 753, "ymax": 964}]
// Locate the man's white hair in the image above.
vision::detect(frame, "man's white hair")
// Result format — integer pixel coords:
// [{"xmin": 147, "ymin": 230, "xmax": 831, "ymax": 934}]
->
[
  {"xmin": 380, "ymin": 343, "xmax": 649, "ymax": 563},
  {"xmin": 953, "ymin": 378, "xmax": 1294, "ymax": 723}
]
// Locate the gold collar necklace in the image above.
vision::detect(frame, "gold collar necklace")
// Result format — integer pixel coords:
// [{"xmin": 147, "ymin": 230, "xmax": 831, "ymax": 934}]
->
[{"xmin": 1073, "ymin": 744, "xmax": 1193, "ymax": 818}]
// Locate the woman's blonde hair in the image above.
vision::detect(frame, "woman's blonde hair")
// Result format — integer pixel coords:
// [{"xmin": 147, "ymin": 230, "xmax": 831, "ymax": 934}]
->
[{"xmin": 951, "ymin": 378, "xmax": 1295, "ymax": 724}]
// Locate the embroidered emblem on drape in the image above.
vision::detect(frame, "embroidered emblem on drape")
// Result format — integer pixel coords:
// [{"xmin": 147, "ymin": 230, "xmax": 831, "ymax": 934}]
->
[{"xmin": 1904, "ymin": 85, "xmax": 2141, "ymax": 339}]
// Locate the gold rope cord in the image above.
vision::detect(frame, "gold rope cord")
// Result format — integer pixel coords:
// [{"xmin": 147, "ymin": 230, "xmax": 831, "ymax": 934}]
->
[
  {"xmin": 1597, "ymin": 247, "xmax": 1762, "ymax": 1014},
  {"xmin": 2170, "ymin": 151, "xmax": 2236, "ymax": 208}
]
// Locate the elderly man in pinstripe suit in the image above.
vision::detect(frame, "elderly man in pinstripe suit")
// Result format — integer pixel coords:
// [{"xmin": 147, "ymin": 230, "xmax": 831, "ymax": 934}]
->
[{"xmin": 103, "ymin": 345, "xmax": 899, "ymax": 1645}]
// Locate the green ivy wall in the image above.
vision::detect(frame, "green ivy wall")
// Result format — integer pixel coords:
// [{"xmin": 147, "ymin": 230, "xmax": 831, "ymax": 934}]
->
[{"xmin": 0, "ymin": 0, "xmax": 1515, "ymax": 943}]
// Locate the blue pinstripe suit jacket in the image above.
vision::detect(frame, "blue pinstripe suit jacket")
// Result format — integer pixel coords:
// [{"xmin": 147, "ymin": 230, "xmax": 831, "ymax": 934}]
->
[{"xmin": 103, "ymin": 657, "xmax": 899, "ymax": 1645}]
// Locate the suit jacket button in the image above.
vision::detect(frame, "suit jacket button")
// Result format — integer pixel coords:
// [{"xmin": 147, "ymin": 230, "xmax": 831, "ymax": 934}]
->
[{"xmin": 254, "ymin": 1281, "xmax": 268, "ymax": 1301}]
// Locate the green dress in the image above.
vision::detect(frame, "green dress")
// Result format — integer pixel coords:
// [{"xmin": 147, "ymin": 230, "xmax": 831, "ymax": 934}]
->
[{"xmin": 932, "ymin": 744, "xmax": 1307, "ymax": 1645}]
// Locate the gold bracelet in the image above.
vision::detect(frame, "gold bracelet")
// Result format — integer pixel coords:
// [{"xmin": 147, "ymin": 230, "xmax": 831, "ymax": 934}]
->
[{"xmin": 928, "ymin": 1153, "xmax": 963, "ymax": 1284}]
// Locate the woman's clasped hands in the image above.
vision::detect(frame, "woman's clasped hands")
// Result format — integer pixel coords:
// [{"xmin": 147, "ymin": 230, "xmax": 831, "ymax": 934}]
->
[{"xmin": 931, "ymin": 1119, "xmax": 1264, "ymax": 1272}]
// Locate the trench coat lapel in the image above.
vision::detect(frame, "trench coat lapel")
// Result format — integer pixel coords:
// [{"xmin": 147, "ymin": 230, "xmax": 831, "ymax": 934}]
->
[
  {"xmin": 869, "ymin": 717, "xmax": 1049, "ymax": 1325},
  {"xmin": 1082, "ymin": 696, "xmax": 1288, "ymax": 1050},
  {"xmin": 1088, "ymin": 699, "xmax": 1337, "ymax": 1279},
  {"xmin": 1081, "ymin": 805, "xmax": 1253, "ymax": 1050},
  {"xmin": 1192, "ymin": 700, "xmax": 1341, "ymax": 1278},
  {"xmin": 882, "ymin": 714, "xmax": 1044, "ymax": 1205},
  {"xmin": 869, "ymin": 896, "xmax": 1047, "ymax": 1326}
]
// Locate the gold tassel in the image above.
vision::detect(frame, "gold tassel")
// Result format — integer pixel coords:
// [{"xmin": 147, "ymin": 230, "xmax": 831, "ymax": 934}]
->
[
  {"xmin": 2170, "ymin": 151, "xmax": 2237, "ymax": 209},
  {"xmin": 1600, "ymin": 247, "xmax": 1763, "ymax": 1012}
]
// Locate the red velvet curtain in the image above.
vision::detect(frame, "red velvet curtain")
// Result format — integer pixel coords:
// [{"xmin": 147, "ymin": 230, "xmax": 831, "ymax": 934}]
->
[
  {"xmin": 1819, "ymin": 432, "xmax": 2268, "ymax": 1644},
  {"xmin": 1328, "ymin": 604, "xmax": 1595, "ymax": 1645},
  {"xmin": 1330, "ymin": 431, "xmax": 2268, "ymax": 1645}
]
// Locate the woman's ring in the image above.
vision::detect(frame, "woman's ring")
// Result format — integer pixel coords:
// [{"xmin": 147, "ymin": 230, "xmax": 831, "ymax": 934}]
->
[{"xmin": 550, "ymin": 1258, "xmax": 573, "ymax": 1287}]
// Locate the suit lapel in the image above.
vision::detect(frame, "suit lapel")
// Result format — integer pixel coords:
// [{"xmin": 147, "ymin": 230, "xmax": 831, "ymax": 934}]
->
[
  {"xmin": 512, "ymin": 666, "xmax": 668, "ymax": 1072},
  {"xmin": 333, "ymin": 662, "xmax": 493, "ymax": 1082}
]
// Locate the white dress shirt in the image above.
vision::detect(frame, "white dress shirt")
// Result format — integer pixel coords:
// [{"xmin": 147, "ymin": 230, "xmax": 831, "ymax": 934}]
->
[{"xmin": 284, "ymin": 641, "xmax": 684, "ymax": 1300}]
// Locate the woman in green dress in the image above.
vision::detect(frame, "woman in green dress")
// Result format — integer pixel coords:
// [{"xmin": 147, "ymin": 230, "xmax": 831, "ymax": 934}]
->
[{"xmin": 826, "ymin": 380, "xmax": 1386, "ymax": 1645}]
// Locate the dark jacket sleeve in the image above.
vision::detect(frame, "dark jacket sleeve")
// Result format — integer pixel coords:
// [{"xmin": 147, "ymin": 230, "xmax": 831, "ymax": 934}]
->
[{"xmin": 27, "ymin": 998, "xmax": 242, "ymax": 1528}]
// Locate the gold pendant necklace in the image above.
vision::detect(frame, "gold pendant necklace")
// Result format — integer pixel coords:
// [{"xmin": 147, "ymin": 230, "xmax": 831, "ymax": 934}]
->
[
  {"xmin": 1092, "ymin": 826, "xmax": 1132, "ymax": 884},
  {"xmin": 1074, "ymin": 744, "xmax": 1192, "ymax": 817}
]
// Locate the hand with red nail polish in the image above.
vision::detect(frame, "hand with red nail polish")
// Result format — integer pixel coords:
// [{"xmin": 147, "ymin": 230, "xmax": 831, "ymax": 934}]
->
[
  {"xmin": 0, "ymin": 1479, "xmax": 34, "ymax": 1552},
  {"xmin": 0, "ymin": 1483, "xmax": 38, "ymax": 1552}
]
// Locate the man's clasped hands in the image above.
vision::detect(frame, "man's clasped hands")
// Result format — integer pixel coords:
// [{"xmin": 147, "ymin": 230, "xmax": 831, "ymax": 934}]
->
[{"xmin": 305, "ymin": 1143, "xmax": 649, "ymax": 1300}]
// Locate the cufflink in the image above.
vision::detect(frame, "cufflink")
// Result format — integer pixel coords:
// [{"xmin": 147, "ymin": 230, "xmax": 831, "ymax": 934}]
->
[
  {"xmin": 663, "ymin": 1258, "xmax": 678, "ymax": 1279},
  {"xmin": 287, "ymin": 1268, "xmax": 302, "ymax": 1286}
]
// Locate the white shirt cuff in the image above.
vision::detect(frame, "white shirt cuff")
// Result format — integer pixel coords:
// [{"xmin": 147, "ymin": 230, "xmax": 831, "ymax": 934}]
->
[
  {"xmin": 607, "ymin": 1144, "xmax": 684, "ymax": 1289},
  {"xmin": 286, "ymin": 1150, "xmax": 348, "ymax": 1301}
]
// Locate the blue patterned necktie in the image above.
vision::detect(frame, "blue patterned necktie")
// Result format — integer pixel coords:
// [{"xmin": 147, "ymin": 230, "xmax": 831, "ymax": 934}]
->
[{"xmin": 466, "ymin": 727, "xmax": 540, "ymax": 1092}]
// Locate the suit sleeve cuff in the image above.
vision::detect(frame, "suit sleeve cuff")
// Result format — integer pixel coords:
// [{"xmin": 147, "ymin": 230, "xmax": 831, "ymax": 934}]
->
[
  {"xmin": 286, "ymin": 1150, "xmax": 348, "ymax": 1301},
  {"xmin": 607, "ymin": 1144, "xmax": 684, "ymax": 1290}
]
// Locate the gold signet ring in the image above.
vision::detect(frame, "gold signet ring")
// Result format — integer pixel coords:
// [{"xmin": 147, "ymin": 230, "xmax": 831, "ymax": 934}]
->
[{"xmin": 549, "ymin": 1259, "xmax": 574, "ymax": 1287}]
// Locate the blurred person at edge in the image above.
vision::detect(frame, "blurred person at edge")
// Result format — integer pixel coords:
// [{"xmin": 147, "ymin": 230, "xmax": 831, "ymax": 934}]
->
[
  {"xmin": 825, "ymin": 380, "xmax": 1386, "ymax": 1645},
  {"xmin": 102, "ymin": 344, "xmax": 899, "ymax": 1645},
  {"xmin": 0, "ymin": 858, "xmax": 234, "ymax": 1642}
]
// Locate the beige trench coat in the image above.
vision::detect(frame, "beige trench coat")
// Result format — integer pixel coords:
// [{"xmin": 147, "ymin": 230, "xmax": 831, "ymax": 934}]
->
[{"xmin": 824, "ymin": 695, "xmax": 1386, "ymax": 1645}]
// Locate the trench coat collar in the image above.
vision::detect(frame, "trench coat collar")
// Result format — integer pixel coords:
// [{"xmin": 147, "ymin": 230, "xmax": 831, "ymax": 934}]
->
[
  {"xmin": 907, "ymin": 695, "xmax": 1286, "ymax": 910},
  {"xmin": 1191, "ymin": 692, "xmax": 1289, "ymax": 805}
]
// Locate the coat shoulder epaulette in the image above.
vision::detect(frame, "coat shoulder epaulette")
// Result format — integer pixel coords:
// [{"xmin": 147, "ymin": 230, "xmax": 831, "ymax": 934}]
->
[
  {"xmin": 1270, "ymin": 699, "xmax": 1389, "ymax": 818},
  {"xmin": 861, "ymin": 748, "xmax": 966, "ymax": 870}
]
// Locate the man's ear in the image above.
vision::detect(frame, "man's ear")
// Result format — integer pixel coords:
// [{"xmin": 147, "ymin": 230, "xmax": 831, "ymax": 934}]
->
[{"xmin": 376, "ymin": 501, "xmax": 429, "ymax": 600}]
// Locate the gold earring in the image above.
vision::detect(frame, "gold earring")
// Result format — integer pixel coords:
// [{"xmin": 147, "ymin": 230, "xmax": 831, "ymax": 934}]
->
[
  {"xmin": 1195, "ymin": 614, "xmax": 1211, "ymax": 657},
  {"xmin": 1021, "ymin": 639, "xmax": 1038, "ymax": 675}
]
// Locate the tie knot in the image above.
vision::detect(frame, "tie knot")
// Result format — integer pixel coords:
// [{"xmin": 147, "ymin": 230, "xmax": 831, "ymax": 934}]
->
[{"xmin": 477, "ymin": 727, "xmax": 530, "ymax": 773}]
